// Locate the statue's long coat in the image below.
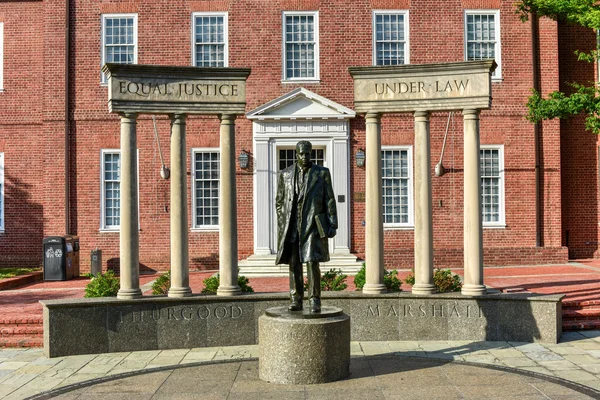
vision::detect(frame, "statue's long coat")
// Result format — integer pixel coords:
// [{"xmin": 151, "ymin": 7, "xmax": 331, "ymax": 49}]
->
[{"xmin": 275, "ymin": 163, "xmax": 338, "ymax": 264}]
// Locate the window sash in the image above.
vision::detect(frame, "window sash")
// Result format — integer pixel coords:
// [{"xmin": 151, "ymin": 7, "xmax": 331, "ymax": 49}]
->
[
  {"xmin": 193, "ymin": 150, "xmax": 220, "ymax": 229},
  {"xmin": 0, "ymin": 22, "xmax": 4, "ymax": 91},
  {"xmin": 101, "ymin": 14, "xmax": 137, "ymax": 83},
  {"xmin": 465, "ymin": 10, "xmax": 500, "ymax": 78},
  {"xmin": 381, "ymin": 148, "xmax": 411, "ymax": 226},
  {"xmin": 102, "ymin": 152, "xmax": 121, "ymax": 229},
  {"xmin": 480, "ymin": 147, "xmax": 503, "ymax": 224},
  {"xmin": 193, "ymin": 13, "xmax": 227, "ymax": 67},
  {"xmin": 283, "ymin": 12, "xmax": 318, "ymax": 80},
  {"xmin": 0, "ymin": 153, "xmax": 4, "ymax": 231},
  {"xmin": 373, "ymin": 12, "xmax": 407, "ymax": 66}
]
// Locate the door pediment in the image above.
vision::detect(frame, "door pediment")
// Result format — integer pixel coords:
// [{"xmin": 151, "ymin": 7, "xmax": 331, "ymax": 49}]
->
[{"xmin": 246, "ymin": 88, "xmax": 355, "ymax": 120}]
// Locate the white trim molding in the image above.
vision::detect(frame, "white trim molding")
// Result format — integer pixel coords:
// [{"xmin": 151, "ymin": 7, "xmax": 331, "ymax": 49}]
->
[
  {"xmin": 191, "ymin": 12, "xmax": 228, "ymax": 67},
  {"xmin": 101, "ymin": 13, "xmax": 138, "ymax": 84},
  {"xmin": 191, "ymin": 147, "xmax": 220, "ymax": 232},
  {"xmin": 464, "ymin": 9, "xmax": 502, "ymax": 81},
  {"xmin": 0, "ymin": 22, "xmax": 4, "ymax": 92},
  {"xmin": 282, "ymin": 11, "xmax": 320, "ymax": 83},
  {"xmin": 372, "ymin": 10, "xmax": 410, "ymax": 66}
]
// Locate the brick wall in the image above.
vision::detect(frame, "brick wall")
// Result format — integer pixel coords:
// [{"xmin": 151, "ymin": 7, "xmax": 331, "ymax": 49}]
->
[{"xmin": 0, "ymin": 0, "xmax": 570, "ymax": 271}]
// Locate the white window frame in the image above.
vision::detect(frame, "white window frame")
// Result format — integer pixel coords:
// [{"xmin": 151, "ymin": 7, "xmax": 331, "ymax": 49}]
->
[
  {"xmin": 100, "ymin": 149, "xmax": 139, "ymax": 232},
  {"xmin": 282, "ymin": 11, "xmax": 320, "ymax": 82},
  {"xmin": 0, "ymin": 153, "xmax": 4, "ymax": 232},
  {"xmin": 382, "ymin": 145, "xmax": 414, "ymax": 229},
  {"xmin": 464, "ymin": 9, "xmax": 502, "ymax": 81},
  {"xmin": 0, "ymin": 22, "xmax": 4, "ymax": 92},
  {"xmin": 372, "ymin": 10, "xmax": 410, "ymax": 66},
  {"xmin": 191, "ymin": 147, "xmax": 220, "ymax": 231},
  {"xmin": 480, "ymin": 144, "xmax": 505, "ymax": 228},
  {"xmin": 101, "ymin": 13, "xmax": 138, "ymax": 84},
  {"xmin": 191, "ymin": 12, "xmax": 228, "ymax": 67}
]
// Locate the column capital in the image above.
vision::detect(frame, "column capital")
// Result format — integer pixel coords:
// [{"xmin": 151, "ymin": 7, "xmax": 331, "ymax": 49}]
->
[
  {"xmin": 365, "ymin": 112, "xmax": 381, "ymax": 123},
  {"xmin": 463, "ymin": 109, "xmax": 481, "ymax": 119},
  {"xmin": 414, "ymin": 110, "xmax": 431, "ymax": 121},
  {"xmin": 119, "ymin": 112, "xmax": 138, "ymax": 121},
  {"xmin": 170, "ymin": 113, "xmax": 187, "ymax": 124},
  {"xmin": 219, "ymin": 114, "xmax": 237, "ymax": 124}
]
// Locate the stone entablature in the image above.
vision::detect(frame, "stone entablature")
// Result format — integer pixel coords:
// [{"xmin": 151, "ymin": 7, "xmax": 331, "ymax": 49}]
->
[
  {"xmin": 349, "ymin": 60, "xmax": 496, "ymax": 113},
  {"xmin": 102, "ymin": 64, "xmax": 250, "ymax": 115}
]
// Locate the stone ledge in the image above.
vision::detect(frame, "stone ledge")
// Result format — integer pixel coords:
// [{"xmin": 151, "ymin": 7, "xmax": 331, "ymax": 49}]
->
[{"xmin": 42, "ymin": 291, "xmax": 563, "ymax": 358}]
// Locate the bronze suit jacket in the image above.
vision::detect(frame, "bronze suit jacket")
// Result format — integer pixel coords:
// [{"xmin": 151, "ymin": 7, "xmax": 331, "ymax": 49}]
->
[{"xmin": 275, "ymin": 163, "xmax": 338, "ymax": 264}]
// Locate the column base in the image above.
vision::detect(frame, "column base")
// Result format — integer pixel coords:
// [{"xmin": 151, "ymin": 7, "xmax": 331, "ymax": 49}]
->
[
  {"xmin": 117, "ymin": 288, "xmax": 142, "ymax": 299},
  {"xmin": 168, "ymin": 287, "xmax": 192, "ymax": 298},
  {"xmin": 461, "ymin": 284, "xmax": 487, "ymax": 296},
  {"xmin": 217, "ymin": 285, "xmax": 242, "ymax": 296},
  {"xmin": 362, "ymin": 283, "xmax": 387, "ymax": 294},
  {"xmin": 411, "ymin": 283, "xmax": 436, "ymax": 295}
]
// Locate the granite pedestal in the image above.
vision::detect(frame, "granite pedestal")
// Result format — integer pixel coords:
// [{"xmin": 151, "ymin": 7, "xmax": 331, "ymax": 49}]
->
[{"xmin": 258, "ymin": 306, "xmax": 350, "ymax": 384}]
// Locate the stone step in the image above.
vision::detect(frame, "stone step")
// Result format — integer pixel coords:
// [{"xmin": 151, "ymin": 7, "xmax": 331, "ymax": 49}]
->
[
  {"xmin": 562, "ymin": 309, "xmax": 600, "ymax": 319},
  {"xmin": 563, "ymin": 319, "xmax": 600, "ymax": 331},
  {"xmin": 239, "ymin": 254, "xmax": 364, "ymax": 277},
  {"xmin": 0, "ymin": 335, "xmax": 43, "ymax": 348}
]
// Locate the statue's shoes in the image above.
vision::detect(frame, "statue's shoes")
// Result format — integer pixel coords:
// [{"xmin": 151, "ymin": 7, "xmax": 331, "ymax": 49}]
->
[
  {"xmin": 309, "ymin": 298, "xmax": 321, "ymax": 313},
  {"xmin": 288, "ymin": 302, "xmax": 303, "ymax": 311}
]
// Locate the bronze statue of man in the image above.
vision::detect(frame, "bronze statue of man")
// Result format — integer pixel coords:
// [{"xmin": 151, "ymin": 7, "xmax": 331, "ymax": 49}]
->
[{"xmin": 276, "ymin": 140, "xmax": 338, "ymax": 313}]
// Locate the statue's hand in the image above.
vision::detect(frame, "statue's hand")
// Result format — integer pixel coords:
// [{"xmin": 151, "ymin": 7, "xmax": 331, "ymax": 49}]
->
[{"xmin": 327, "ymin": 226, "xmax": 337, "ymax": 238}]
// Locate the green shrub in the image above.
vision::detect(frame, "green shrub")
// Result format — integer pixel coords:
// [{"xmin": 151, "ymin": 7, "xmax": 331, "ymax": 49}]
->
[
  {"xmin": 404, "ymin": 268, "xmax": 462, "ymax": 293},
  {"xmin": 305, "ymin": 268, "xmax": 348, "ymax": 291},
  {"xmin": 151, "ymin": 271, "xmax": 171, "ymax": 295},
  {"xmin": 201, "ymin": 272, "xmax": 254, "ymax": 294},
  {"xmin": 434, "ymin": 268, "xmax": 462, "ymax": 293},
  {"xmin": 84, "ymin": 270, "xmax": 120, "ymax": 298},
  {"xmin": 354, "ymin": 263, "xmax": 402, "ymax": 292}
]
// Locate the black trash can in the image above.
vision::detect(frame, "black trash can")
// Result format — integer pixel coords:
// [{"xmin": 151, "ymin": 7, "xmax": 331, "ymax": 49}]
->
[{"xmin": 43, "ymin": 236, "xmax": 69, "ymax": 281}]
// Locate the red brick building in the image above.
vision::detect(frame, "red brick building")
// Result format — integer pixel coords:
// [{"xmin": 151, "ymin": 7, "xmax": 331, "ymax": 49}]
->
[{"xmin": 0, "ymin": 0, "xmax": 594, "ymax": 272}]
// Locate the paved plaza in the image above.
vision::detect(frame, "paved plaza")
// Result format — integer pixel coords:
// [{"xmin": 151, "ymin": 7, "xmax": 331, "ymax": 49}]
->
[{"xmin": 1, "ymin": 332, "xmax": 600, "ymax": 399}]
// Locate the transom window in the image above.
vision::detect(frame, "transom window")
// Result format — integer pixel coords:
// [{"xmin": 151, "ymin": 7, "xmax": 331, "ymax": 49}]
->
[
  {"xmin": 283, "ymin": 12, "xmax": 319, "ymax": 80},
  {"xmin": 278, "ymin": 148, "xmax": 324, "ymax": 171},
  {"xmin": 193, "ymin": 150, "xmax": 220, "ymax": 229},
  {"xmin": 193, "ymin": 12, "xmax": 228, "ymax": 67},
  {"xmin": 480, "ymin": 146, "xmax": 505, "ymax": 226},
  {"xmin": 373, "ymin": 11, "xmax": 409, "ymax": 66},
  {"xmin": 382, "ymin": 148, "xmax": 412, "ymax": 227},
  {"xmin": 101, "ymin": 14, "xmax": 137, "ymax": 83},
  {"xmin": 465, "ymin": 10, "xmax": 501, "ymax": 79}
]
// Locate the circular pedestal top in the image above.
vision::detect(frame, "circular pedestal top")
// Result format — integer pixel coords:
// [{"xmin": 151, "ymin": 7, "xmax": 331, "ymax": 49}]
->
[{"xmin": 265, "ymin": 306, "xmax": 344, "ymax": 319}]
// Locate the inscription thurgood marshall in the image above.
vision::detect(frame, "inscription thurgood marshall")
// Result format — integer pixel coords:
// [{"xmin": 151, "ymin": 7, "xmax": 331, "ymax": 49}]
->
[
  {"xmin": 367, "ymin": 303, "xmax": 484, "ymax": 318},
  {"xmin": 118, "ymin": 305, "xmax": 244, "ymax": 323}
]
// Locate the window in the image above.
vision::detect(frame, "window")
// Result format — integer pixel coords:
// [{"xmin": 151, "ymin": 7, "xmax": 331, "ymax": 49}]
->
[
  {"xmin": 373, "ymin": 11, "xmax": 409, "ymax": 66},
  {"xmin": 101, "ymin": 151, "xmax": 121, "ymax": 230},
  {"xmin": 480, "ymin": 146, "xmax": 505, "ymax": 226},
  {"xmin": 465, "ymin": 10, "xmax": 501, "ymax": 79},
  {"xmin": 283, "ymin": 12, "xmax": 319, "ymax": 81},
  {"xmin": 0, "ymin": 22, "xmax": 3, "ymax": 91},
  {"xmin": 278, "ymin": 148, "xmax": 324, "ymax": 171},
  {"xmin": 382, "ymin": 147, "xmax": 413, "ymax": 227},
  {"xmin": 192, "ymin": 12, "xmax": 228, "ymax": 67},
  {"xmin": 0, "ymin": 153, "xmax": 4, "ymax": 231},
  {"xmin": 101, "ymin": 14, "xmax": 137, "ymax": 83},
  {"xmin": 192, "ymin": 149, "xmax": 220, "ymax": 229}
]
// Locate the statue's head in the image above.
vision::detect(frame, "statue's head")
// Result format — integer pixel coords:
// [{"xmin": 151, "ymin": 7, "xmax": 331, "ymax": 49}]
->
[{"xmin": 296, "ymin": 141, "xmax": 312, "ymax": 169}]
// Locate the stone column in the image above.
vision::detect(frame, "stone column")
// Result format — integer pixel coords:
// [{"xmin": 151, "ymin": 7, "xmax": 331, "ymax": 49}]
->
[
  {"xmin": 363, "ymin": 112, "xmax": 386, "ymax": 294},
  {"xmin": 217, "ymin": 114, "xmax": 241, "ymax": 296},
  {"xmin": 412, "ymin": 111, "xmax": 436, "ymax": 295},
  {"xmin": 168, "ymin": 114, "xmax": 192, "ymax": 298},
  {"xmin": 462, "ymin": 109, "xmax": 486, "ymax": 296},
  {"xmin": 117, "ymin": 113, "xmax": 142, "ymax": 299}
]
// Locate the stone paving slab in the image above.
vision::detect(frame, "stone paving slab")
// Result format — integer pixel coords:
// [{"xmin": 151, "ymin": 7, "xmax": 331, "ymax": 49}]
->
[{"xmin": 2, "ymin": 332, "xmax": 600, "ymax": 398}]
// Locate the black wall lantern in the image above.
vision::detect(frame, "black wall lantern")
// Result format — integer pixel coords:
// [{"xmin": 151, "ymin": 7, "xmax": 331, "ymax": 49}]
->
[
  {"xmin": 238, "ymin": 151, "xmax": 250, "ymax": 169},
  {"xmin": 356, "ymin": 149, "xmax": 366, "ymax": 168}
]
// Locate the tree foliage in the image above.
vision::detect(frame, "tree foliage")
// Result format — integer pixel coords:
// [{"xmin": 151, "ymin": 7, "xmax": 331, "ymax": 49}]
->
[{"xmin": 516, "ymin": 0, "xmax": 600, "ymax": 133}]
